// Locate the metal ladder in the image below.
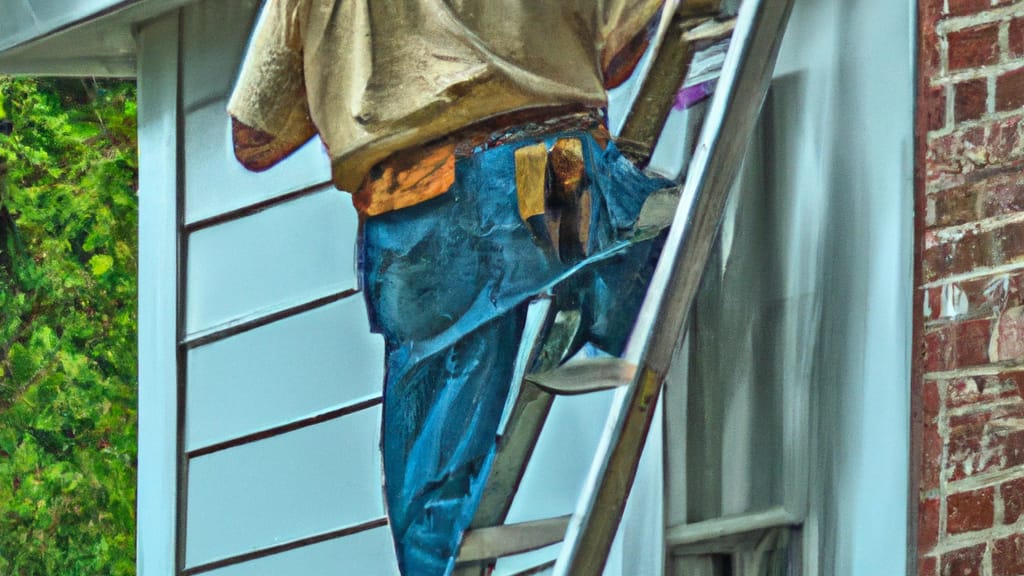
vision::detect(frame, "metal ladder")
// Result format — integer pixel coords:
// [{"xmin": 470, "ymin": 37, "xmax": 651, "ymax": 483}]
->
[{"xmin": 453, "ymin": 1, "xmax": 795, "ymax": 573}]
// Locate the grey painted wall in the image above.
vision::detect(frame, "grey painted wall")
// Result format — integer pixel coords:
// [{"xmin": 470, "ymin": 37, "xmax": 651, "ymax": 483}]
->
[
  {"xmin": 774, "ymin": 0, "xmax": 915, "ymax": 573},
  {"xmin": 659, "ymin": 0, "xmax": 913, "ymax": 574}
]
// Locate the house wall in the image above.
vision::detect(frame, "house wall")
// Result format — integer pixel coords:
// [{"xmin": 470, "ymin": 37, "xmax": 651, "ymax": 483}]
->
[
  {"xmin": 916, "ymin": 1, "xmax": 1024, "ymax": 575},
  {"xmin": 768, "ymin": 1, "xmax": 915, "ymax": 573}
]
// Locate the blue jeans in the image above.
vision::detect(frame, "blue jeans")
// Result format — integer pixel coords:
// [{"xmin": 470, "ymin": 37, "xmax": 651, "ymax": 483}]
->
[{"xmin": 360, "ymin": 128, "xmax": 670, "ymax": 575}]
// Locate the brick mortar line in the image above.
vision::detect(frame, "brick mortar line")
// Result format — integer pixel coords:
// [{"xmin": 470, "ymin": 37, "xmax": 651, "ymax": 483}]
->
[
  {"xmin": 1000, "ymin": 21, "xmax": 1011, "ymax": 68},
  {"xmin": 935, "ymin": 2, "xmax": 1024, "ymax": 36},
  {"xmin": 927, "ymin": 511, "xmax": 1024, "ymax": 557},
  {"xmin": 946, "ymin": 398, "xmax": 1024, "ymax": 418},
  {"xmin": 943, "ymin": 32, "xmax": 953, "ymax": 130},
  {"xmin": 920, "ymin": 261, "xmax": 1024, "ymax": 289},
  {"xmin": 923, "ymin": 316, "xmax": 993, "ymax": 330},
  {"xmin": 995, "ymin": 470, "xmax": 1006, "ymax": 525},
  {"xmin": 927, "ymin": 59, "xmax": 1024, "ymax": 88},
  {"xmin": 936, "ymin": 517, "xmax": 1024, "ymax": 551},
  {"xmin": 922, "ymin": 305, "xmax": 998, "ymax": 329},
  {"xmin": 946, "ymin": 460, "xmax": 1024, "ymax": 493},
  {"xmin": 925, "ymin": 106, "xmax": 1024, "ymax": 140},
  {"xmin": 988, "ymin": 74, "xmax": 999, "ymax": 119},
  {"xmin": 924, "ymin": 361, "xmax": 1024, "ymax": 380},
  {"xmin": 944, "ymin": 82, "xmax": 956, "ymax": 134},
  {"xmin": 925, "ymin": 160, "xmax": 1024, "ymax": 200},
  {"xmin": 984, "ymin": 531, "xmax": 993, "ymax": 576},
  {"xmin": 938, "ymin": 372, "xmax": 951, "ymax": 556},
  {"xmin": 925, "ymin": 211, "xmax": 1024, "ymax": 245},
  {"xmin": 921, "ymin": 315, "xmax": 991, "ymax": 330},
  {"xmin": 925, "ymin": 156, "xmax": 1024, "ymax": 201}
]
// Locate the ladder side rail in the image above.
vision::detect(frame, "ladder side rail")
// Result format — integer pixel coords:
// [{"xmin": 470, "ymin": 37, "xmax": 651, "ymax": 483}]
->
[{"xmin": 553, "ymin": 1, "xmax": 796, "ymax": 573}]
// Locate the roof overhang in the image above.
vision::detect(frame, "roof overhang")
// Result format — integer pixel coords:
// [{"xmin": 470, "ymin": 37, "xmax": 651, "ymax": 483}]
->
[{"xmin": 0, "ymin": 0, "xmax": 197, "ymax": 76}]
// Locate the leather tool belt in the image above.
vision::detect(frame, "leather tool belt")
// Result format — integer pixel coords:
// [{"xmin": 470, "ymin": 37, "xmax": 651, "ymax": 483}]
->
[{"xmin": 355, "ymin": 106, "xmax": 609, "ymax": 218}]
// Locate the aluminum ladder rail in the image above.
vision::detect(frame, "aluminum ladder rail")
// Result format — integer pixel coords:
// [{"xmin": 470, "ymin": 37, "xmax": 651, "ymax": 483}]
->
[{"xmin": 454, "ymin": 0, "xmax": 795, "ymax": 573}]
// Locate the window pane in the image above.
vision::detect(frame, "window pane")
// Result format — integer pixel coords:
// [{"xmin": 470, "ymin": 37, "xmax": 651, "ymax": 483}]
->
[{"xmin": 683, "ymin": 83, "xmax": 816, "ymax": 522}]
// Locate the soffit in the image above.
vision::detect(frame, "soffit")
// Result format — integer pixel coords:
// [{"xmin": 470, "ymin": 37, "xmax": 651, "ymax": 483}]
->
[{"xmin": 0, "ymin": 0, "xmax": 199, "ymax": 76}]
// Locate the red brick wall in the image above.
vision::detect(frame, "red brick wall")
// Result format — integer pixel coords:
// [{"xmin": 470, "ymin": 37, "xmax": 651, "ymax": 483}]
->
[{"xmin": 917, "ymin": 1, "xmax": 1024, "ymax": 575}]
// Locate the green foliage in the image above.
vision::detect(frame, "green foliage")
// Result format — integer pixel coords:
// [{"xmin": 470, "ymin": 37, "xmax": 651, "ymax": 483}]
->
[{"xmin": 0, "ymin": 76, "xmax": 137, "ymax": 576}]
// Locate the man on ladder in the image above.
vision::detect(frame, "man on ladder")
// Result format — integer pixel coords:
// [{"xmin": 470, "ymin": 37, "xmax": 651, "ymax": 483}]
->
[{"xmin": 227, "ymin": 0, "xmax": 789, "ymax": 573}]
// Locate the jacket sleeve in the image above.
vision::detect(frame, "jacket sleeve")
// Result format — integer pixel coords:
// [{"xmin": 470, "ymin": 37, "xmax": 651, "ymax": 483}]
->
[
  {"xmin": 227, "ymin": 0, "xmax": 317, "ymax": 172},
  {"xmin": 597, "ymin": 0, "xmax": 666, "ymax": 86}
]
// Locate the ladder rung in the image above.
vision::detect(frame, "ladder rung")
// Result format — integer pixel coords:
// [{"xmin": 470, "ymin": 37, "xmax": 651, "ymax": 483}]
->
[
  {"xmin": 684, "ymin": 17, "xmax": 738, "ymax": 45},
  {"xmin": 457, "ymin": 515, "xmax": 571, "ymax": 563},
  {"xmin": 525, "ymin": 358, "xmax": 636, "ymax": 395},
  {"xmin": 666, "ymin": 506, "xmax": 799, "ymax": 552}
]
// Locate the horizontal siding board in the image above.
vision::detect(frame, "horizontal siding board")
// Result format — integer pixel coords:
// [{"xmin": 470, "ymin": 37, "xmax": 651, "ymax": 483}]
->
[
  {"xmin": 185, "ymin": 189, "xmax": 357, "ymax": 334},
  {"xmin": 185, "ymin": 407, "xmax": 385, "ymax": 568},
  {"xmin": 186, "ymin": 296, "xmax": 384, "ymax": 451},
  {"xmin": 180, "ymin": 0, "xmax": 333, "ymax": 224},
  {"xmin": 200, "ymin": 526, "xmax": 399, "ymax": 576},
  {"xmin": 183, "ymin": 99, "xmax": 333, "ymax": 224},
  {"xmin": 180, "ymin": 0, "xmax": 327, "ymax": 223}
]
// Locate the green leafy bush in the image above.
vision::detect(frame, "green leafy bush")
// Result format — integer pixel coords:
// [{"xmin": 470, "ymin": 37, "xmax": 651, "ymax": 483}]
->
[{"xmin": 0, "ymin": 77, "xmax": 137, "ymax": 576}]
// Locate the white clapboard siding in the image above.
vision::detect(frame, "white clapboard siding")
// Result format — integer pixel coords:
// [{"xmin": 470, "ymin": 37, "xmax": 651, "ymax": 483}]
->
[
  {"xmin": 185, "ymin": 189, "xmax": 358, "ymax": 335},
  {"xmin": 185, "ymin": 409, "xmax": 385, "ymax": 568},
  {"xmin": 185, "ymin": 297, "xmax": 383, "ymax": 452},
  {"xmin": 201, "ymin": 527, "xmax": 398, "ymax": 576},
  {"xmin": 184, "ymin": 100, "xmax": 332, "ymax": 224},
  {"xmin": 175, "ymin": 1, "xmax": 396, "ymax": 574},
  {"xmin": 180, "ymin": 0, "xmax": 333, "ymax": 224}
]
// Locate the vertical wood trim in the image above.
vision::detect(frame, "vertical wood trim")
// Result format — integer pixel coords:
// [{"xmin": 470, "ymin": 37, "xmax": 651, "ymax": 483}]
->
[
  {"xmin": 136, "ymin": 11, "xmax": 182, "ymax": 576},
  {"xmin": 662, "ymin": 332, "xmax": 690, "ymax": 532},
  {"xmin": 908, "ymin": 1, "xmax": 925, "ymax": 575},
  {"xmin": 173, "ymin": 8, "xmax": 190, "ymax": 574}
]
